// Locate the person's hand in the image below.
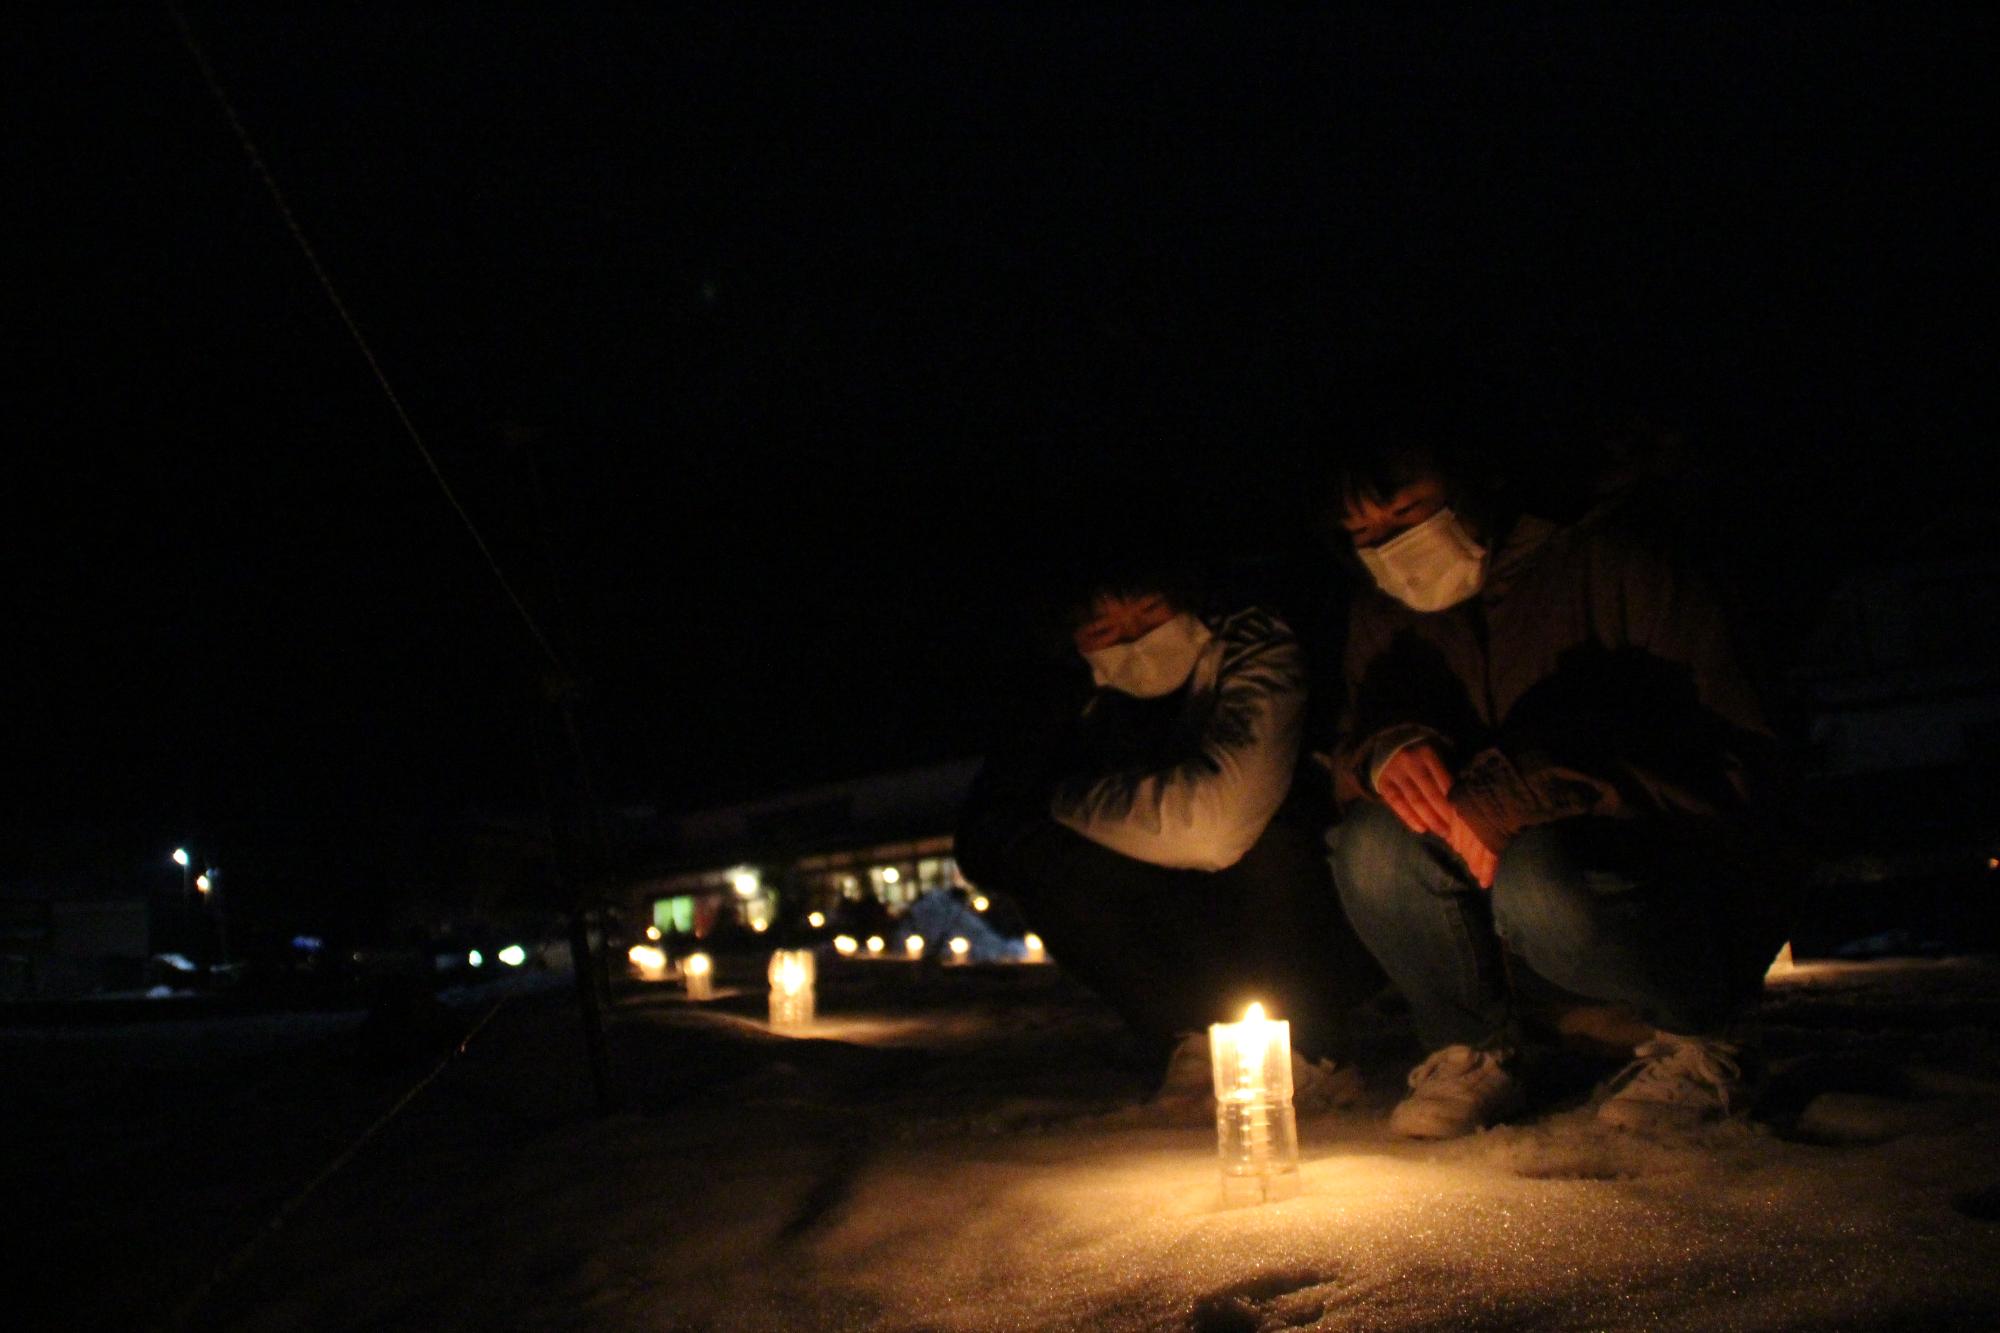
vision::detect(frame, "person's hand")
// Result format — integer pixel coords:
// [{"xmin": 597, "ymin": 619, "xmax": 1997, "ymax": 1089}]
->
[
  {"xmin": 1441, "ymin": 810, "xmax": 1498, "ymax": 889},
  {"xmin": 1375, "ymin": 742, "xmax": 1457, "ymax": 841},
  {"xmin": 1376, "ymin": 741, "xmax": 1500, "ymax": 886}
]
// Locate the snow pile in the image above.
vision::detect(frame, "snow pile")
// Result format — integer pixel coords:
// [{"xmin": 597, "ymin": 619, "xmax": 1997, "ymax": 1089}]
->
[{"xmin": 900, "ymin": 889, "xmax": 1026, "ymax": 963}]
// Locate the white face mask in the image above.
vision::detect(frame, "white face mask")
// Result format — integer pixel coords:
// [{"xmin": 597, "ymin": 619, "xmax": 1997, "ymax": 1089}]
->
[
  {"xmin": 1081, "ymin": 613, "xmax": 1212, "ymax": 698},
  {"xmin": 1357, "ymin": 507, "xmax": 1488, "ymax": 611}
]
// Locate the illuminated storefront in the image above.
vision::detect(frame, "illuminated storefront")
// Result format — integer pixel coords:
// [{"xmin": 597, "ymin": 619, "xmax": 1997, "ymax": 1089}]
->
[{"xmin": 620, "ymin": 760, "xmax": 980, "ymax": 946}]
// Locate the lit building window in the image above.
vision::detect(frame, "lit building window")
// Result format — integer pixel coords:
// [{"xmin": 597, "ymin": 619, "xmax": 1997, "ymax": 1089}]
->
[
  {"xmin": 871, "ymin": 864, "xmax": 914, "ymax": 909},
  {"xmin": 653, "ymin": 897, "xmax": 696, "ymax": 936}
]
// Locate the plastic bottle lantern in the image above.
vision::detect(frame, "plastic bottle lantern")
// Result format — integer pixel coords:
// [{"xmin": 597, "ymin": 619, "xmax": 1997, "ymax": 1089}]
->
[
  {"xmin": 682, "ymin": 951, "xmax": 714, "ymax": 1001},
  {"xmin": 627, "ymin": 943, "xmax": 668, "ymax": 981},
  {"xmin": 1209, "ymin": 1002, "xmax": 1300, "ymax": 1206},
  {"xmin": 768, "ymin": 948, "xmax": 815, "ymax": 1028}
]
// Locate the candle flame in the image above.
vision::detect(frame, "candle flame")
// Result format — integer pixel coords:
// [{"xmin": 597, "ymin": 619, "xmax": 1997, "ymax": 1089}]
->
[{"xmin": 1236, "ymin": 1002, "xmax": 1272, "ymax": 1074}]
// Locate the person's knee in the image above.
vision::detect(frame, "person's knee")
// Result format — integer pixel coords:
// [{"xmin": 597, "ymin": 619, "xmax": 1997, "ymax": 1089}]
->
[
  {"xmin": 1490, "ymin": 822, "xmax": 1571, "ymax": 893},
  {"xmin": 1327, "ymin": 801, "xmax": 1423, "ymax": 910},
  {"xmin": 1490, "ymin": 824, "xmax": 1622, "ymax": 951}
]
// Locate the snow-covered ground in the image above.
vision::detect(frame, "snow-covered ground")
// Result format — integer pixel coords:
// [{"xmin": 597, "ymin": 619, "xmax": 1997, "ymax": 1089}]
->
[{"xmin": 13, "ymin": 954, "xmax": 2000, "ymax": 1331}]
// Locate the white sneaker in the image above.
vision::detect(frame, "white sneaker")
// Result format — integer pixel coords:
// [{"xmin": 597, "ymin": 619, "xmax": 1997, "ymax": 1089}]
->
[
  {"xmin": 1388, "ymin": 1044, "xmax": 1525, "ymax": 1139},
  {"xmin": 1596, "ymin": 1032, "xmax": 1744, "ymax": 1134}
]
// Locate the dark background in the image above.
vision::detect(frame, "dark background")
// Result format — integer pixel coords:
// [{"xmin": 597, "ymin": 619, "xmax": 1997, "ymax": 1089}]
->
[{"xmin": 7, "ymin": 6, "xmax": 1992, "ymax": 919}]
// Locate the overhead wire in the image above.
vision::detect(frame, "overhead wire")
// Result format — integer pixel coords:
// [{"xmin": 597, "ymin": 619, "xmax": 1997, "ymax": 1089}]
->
[{"xmin": 164, "ymin": 0, "xmax": 571, "ymax": 679}]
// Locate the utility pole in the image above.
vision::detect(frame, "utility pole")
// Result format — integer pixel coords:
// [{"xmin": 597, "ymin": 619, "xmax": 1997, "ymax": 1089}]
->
[
  {"xmin": 546, "ymin": 672, "xmax": 614, "ymax": 1114},
  {"xmin": 507, "ymin": 422, "xmax": 615, "ymax": 1115},
  {"xmin": 200, "ymin": 867, "xmax": 230, "ymax": 971}
]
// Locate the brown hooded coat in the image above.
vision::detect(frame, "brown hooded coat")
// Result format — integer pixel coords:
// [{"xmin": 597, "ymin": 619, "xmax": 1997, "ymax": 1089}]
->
[{"xmin": 1331, "ymin": 497, "xmax": 1788, "ymax": 866}]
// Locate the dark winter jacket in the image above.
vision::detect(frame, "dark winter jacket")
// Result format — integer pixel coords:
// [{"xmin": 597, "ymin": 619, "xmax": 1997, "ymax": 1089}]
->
[{"xmin": 1330, "ymin": 497, "xmax": 1786, "ymax": 857}]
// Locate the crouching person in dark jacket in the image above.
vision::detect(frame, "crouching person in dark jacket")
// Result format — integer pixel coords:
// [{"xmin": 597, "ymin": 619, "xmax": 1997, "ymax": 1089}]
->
[
  {"xmin": 954, "ymin": 547, "xmax": 1382, "ymax": 1090},
  {"xmin": 1323, "ymin": 436, "xmax": 1796, "ymax": 1138}
]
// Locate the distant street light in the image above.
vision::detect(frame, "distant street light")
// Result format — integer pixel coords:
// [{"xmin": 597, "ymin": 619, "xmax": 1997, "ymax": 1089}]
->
[{"xmin": 172, "ymin": 848, "xmax": 229, "ymax": 971}]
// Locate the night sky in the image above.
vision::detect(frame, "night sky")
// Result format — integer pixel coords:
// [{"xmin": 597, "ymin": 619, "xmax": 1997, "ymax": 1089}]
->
[{"xmin": 11, "ymin": 7, "xmax": 1993, "ymax": 895}]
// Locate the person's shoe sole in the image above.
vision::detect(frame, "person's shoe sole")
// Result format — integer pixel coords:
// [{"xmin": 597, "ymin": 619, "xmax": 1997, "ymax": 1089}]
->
[{"xmin": 1596, "ymin": 1099, "xmax": 1718, "ymax": 1135}]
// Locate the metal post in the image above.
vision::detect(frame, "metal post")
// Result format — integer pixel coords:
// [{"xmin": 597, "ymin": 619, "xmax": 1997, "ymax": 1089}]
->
[
  {"xmin": 550, "ymin": 680, "xmax": 614, "ymax": 1115},
  {"xmin": 209, "ymin": 870, "xmax": 231, "ymax": 970}
]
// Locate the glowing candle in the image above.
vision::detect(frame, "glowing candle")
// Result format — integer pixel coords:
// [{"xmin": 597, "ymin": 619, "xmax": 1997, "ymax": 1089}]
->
[
  {"xmin": 767, "ymin": 948, "xmax": 815, "ymax": 1028},
  {"xmin": 904, "ymin": 936, "xmax": 924, "ymax": 959},
  {"xmin": 833, "ymin": 934, "xmax": 858, "ymax": 956},
  {"xmin": 1021, "ymin": 933, "xmax": 1046, "ymax": 963},
  {"xmin": 865, "ymin": 935, "xmax": 885, "ymax": 955},
  {"xmin": 947, "ymin": 936, "xmax": 970, "ymax": 961},
  {"xmin": 808, "ymin": 911, "xmax": 827, "ymax": 929},
  {"xmin": 1208, "ymin": 1002, "xmax": 1300, "ymax": 1206},
  {"xmin": 682, "ymin": 951, "xmax": 714, "ymax": 1001},
  {"xmin": 627, "ymin": 944, "xmax": 668, "ymax": 981}
]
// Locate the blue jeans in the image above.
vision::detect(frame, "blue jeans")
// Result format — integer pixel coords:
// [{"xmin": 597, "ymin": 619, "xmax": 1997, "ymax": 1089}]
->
[{"xmin": 1327, "ymin": 802, "xmax": 1763, "ymax": 1050}]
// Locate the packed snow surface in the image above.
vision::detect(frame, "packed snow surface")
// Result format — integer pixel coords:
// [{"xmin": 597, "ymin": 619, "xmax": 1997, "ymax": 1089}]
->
[{"xmin": 13, "ymin": 956, "xmax": 2000, "ymax": 1330}]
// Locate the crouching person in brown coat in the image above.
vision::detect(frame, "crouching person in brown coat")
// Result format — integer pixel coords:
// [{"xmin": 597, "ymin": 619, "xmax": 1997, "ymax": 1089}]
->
[{"xmin": 1323, "ymin": 437, "xmax": 1795, "ymax": 1137}]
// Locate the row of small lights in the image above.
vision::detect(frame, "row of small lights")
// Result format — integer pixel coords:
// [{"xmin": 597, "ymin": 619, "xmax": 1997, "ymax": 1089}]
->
[
  {"xmin": 801, "ymin": 892, "xmax": 991, "ymax": 933},
  {"xmin": 630, "ymin": 868, "xmax": 1017, "ymax": 976},
  {"xmin": 628, "ymin": 929, "xmax": 1045, "ymax": 976}
]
